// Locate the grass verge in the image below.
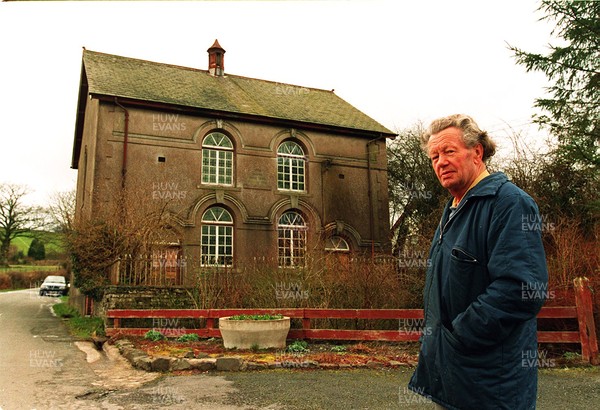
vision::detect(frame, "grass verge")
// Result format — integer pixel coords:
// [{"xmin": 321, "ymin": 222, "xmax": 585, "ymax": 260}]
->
[
  {"xmin": 53, "ymin": 297, "xmax": 105, "ymax": 339},
  {"xmin": 0, "ymin": 265, "xmax": 60, "ymax": 273}
]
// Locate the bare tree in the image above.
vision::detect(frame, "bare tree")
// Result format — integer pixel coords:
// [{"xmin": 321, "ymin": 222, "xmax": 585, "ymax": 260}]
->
[
  {"xmin": 387, "ymin": 123, "xmax": 446, "ymax": 256},
  {"xmin": 0, "ymin": 183, "xmax": 43, "ymax": 267},
  {"xmin": 67, "ymin": 173, "xmax": 186, "ymax": 297},
  {"xmin": 47, "ymin": 190, "xmax": 76, "ymax": 233}
]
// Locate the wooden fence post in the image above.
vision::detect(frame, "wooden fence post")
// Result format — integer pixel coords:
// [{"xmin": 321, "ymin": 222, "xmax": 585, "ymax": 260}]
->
[
  {"xmin": 574, "ymin": 277, "xmax": 599, "ymax": 365},
  {"xmin": 302, "ymin": 312, "xmax": 311, "ymax": 340},
  {"xmin": 206, "ymin": 317, "xmax": 215, "ymax": 333}
]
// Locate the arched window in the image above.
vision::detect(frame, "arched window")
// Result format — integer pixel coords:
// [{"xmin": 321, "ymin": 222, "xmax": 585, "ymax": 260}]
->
[
  {"xmin": 325, "ymin": 235, "xmax": 351, "ymax": 270},
  {"xmin": 277, "ymin": 211, "xmax": 307, "ymax": 267},
  {"xmin": 324, "ymin": 236, "xmax": 350, "ymax": 252},
  {"xmin": 277, "ymin": 141, "xmax": 305, "ymax": 191},
  {"xmin": 201, "ymin": 206, "xmax": 233, "ymax": 266},
  {"xmin": 202, "ymin": 132, "xmax": 233, "ymax": 185}
]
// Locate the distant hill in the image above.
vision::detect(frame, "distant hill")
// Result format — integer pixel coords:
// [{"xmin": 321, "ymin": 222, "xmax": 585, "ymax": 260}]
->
[{"xmin": 10, "ymin": 231, "xmax": 66, "ymax": 259}]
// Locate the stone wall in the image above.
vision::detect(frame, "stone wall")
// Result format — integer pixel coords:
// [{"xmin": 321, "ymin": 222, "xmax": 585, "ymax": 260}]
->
[{"xmin": 98, "ymin": 286, "xmax": 197, "ymax": 326}]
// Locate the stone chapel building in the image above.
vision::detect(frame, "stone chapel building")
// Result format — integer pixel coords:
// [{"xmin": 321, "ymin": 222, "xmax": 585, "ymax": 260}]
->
[{"xmin": 71, "ymin": 40, "xmax": 396, "ymax": 298}]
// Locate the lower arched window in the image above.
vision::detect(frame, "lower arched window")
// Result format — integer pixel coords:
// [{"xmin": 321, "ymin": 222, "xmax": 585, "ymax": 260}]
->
[
  {"xmin": 277, "ymin": 211, "xmax": 307, "ymax": 267},
  {"xmin": 325, "ymin": 235, "xmax": 351, "ymax": 269},
  {"xmin": 324, "ymin": 236, "xmax": 350, "ymax": 252},
  {"xmin": 201, "ymin": 207, "xmax": 233, "ymax": 266}
]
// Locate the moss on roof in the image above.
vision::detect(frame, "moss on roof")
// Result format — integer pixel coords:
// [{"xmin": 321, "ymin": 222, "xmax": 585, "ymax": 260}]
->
[{"xmin": 82, "ymin": 50, "xmax": 395, "ymax": 135}]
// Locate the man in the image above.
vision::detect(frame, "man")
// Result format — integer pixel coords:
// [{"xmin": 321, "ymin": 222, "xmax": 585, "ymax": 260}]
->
[{"xmin": 408, "ymin": 114, "xmax": 548, "ymax": 409}]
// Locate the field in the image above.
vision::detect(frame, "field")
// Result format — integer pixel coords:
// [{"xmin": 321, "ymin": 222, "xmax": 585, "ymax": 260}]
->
[
  {"xmin": 0, "ymin": 231, "xmax": 66, "ymax": 289},
  {"xmin": 7, "ymin": 231, "xmax": 65, "ymax": 259}
]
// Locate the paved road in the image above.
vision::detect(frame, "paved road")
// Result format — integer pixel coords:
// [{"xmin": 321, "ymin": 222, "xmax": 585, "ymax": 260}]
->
[
  {"xmin": 0, "ymin": 289, "xmax": 98, "ymax": 409},
  {"xmin": 0, "ymin": 289, "xmax": 161, "ymax": 410},
  {"xmin": 1, "ymin": 289, "xmax": 599, "ymax": 409}
]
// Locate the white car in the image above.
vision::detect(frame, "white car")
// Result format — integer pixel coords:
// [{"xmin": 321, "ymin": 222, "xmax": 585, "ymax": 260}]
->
[{"xmin": 39, "ymin": 275, "xmax": 68, "ymax": 297}]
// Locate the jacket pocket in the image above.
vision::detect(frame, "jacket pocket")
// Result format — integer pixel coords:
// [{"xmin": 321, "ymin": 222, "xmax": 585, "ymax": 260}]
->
[
  {"xmin": 450, "ymin": 247, "xmax": 479, "ymax": 264},
  {"xmin": 441, "ymin": 325, "xmax": 486, "ymax": 363},
  {"xmin": 444, "ymin": 247, "xmax": 488, "ymax": 325},
  {"xmin": 440, "ymin": 325, "xmax": 502, "ymax": 408}
]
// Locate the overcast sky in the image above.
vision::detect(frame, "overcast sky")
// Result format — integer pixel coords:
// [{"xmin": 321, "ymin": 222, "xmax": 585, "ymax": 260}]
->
[{"xmin": 0, "ymin": 0, "xmax": 554, "ymax": 206}]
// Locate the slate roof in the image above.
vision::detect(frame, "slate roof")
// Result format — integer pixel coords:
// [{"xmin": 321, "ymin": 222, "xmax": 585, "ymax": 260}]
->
[
  {"xmin": 72, "ymin": 49, "xmax": 396, "ymax": 168},
  {"xmin": 81, "ymin": 50, "xmax": 395, "ymax": 136}
]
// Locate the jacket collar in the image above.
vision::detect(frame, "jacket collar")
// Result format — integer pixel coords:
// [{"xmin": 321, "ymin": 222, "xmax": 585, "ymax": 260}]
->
[
  {"xmin": 440, "ymin": 172, "xmax": 509, "ymax": 229},
  {"xmin": 462, "ymin": 171, "xmax": 508, "ymax": 201},
  {"xmin": 452, "ymin": 170, "xmax": 490, "ymax": 207}
]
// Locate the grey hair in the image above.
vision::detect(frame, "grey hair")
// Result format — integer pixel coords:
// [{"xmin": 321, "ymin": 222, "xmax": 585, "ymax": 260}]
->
[{"xmin": 421, "ymin": 114, "xmax": 497, "ymax": 162}]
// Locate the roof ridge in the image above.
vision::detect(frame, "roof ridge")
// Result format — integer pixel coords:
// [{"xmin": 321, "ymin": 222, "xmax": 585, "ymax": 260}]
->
[
  {"xmin": 83, "ymin": 49, "xmax": 210, "ymax": 75},
  {"xmin": 83, "ymin": 49, "xmax": 336, "ymax": 95},
  {"xmin": 231, "ymin": 75, "xmax": 334, "ymax": 94}
]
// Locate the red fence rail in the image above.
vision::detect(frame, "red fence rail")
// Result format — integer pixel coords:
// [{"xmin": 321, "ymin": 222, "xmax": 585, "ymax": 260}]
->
[{"xmin": 105, "ymin": 277, "xmax": 599, "ymax": 364}]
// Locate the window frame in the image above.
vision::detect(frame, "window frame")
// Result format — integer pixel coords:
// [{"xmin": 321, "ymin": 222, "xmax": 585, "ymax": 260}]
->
[
  {"xmin": 202, "ymin": 132, "xmax": 234, "ymax": 186},
  {"xmin": 277, "ymin": 140, "xmax": 306, "ymax": 192},
  {"xmin": 200, "ymin": 206, "xmax": 234, "ymax": 267},
  {"xmin": 324, "ymin": 235, "xmax": 350, "ymax": 252},
  {"xmin": 277, "ymin": 210, "xmax": 307, "ymax": 268}
]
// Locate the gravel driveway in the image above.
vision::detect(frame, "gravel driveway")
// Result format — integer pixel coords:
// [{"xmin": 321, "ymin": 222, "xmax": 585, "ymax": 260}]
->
[{"xmin": 221, "ymin": 366, "xmax": 600, "ymax": 409}]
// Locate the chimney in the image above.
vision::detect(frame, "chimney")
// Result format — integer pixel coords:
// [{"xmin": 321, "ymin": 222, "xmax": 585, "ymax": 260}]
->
[{"xmin": 207, "ymin": 39, "xmax": 225, "ymax": 76}]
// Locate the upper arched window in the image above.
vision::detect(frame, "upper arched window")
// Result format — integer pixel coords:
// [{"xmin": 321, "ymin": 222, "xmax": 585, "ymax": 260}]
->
[
  {"xmin": 277, "ymin": 141, "xmax": 305, "ymax": 191},
  {"xmin": 202, "ymin": 132, "xmax": 233, "ymax": 186},
  {"xmin": 201, "ymin": 206, "xmax": 233, "ymax": 266}
]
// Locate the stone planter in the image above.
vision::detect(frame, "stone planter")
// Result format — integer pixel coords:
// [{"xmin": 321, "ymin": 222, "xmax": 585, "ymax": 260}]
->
[{"xmin": 219, "ymin": 316, "xmax": 291, "ymax": 349}]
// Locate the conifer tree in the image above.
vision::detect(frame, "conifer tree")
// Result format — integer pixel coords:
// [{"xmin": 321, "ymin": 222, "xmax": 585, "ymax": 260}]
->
[{"xmin": 510, "ymin": 0, "xmax": 600, "ymax": 170}]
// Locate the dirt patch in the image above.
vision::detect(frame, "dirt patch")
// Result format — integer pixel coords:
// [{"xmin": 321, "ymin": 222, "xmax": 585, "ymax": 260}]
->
[
  {"xmin": 120, "ymin": 335, "xmax": 593, "ymax": 370},
  {"xmin": 124, "ymin": 336, "xmax": 421, "ymax": 367}
]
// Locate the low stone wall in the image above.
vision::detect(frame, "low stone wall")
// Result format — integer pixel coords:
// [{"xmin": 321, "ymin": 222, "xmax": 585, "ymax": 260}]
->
[
  {"xmin": 98, "ymin": 286, "xmax": 197, "ymax": 323},
  {"xmin": 113, "ymin": 339, "xmax": 226, "ymax": 372}
]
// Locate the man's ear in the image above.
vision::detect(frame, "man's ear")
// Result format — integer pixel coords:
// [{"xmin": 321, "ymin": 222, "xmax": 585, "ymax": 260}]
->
[{"xmin": 474, "ymin": 143, "xmax": 484, "ymax": 162}]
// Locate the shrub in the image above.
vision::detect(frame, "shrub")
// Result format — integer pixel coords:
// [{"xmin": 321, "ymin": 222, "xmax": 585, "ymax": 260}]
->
[
  {"xmin": 186, "ymin": 253, "xmax": 412, "ymax": 312},
  {"xmin": 7, "ymin": 270, "xmax": 59, "ymax": 290},
  {"xmin": 28, "ymin": 238, "xmax": 46, "ymax": 261},
  {"xmin": 286, "ymin": 340, "xmax": 309, "ymax": 353},
  {"xmin": 144, "ymin": 329, "xmax": 166, "ymax": 341},
  {"xmin": 8, "ymin": 249, "xmax": 25, "ymax": 264},
  {"xmin": 0, "ymin": 274, "xmax": 11, "ymax": 290},
  {"xmin": 176, "ymin": 333, "xmax": 200, "ymax": 342}
]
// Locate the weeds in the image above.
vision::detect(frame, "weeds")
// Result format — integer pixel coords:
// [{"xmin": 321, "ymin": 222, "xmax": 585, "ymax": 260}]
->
[
  {"xmin": 144, "ymin": 329, "xmax": 166, "ymax": 341},
  {"xmin": 53, "ymin": 299, "xmax": 105, "ymax": 338},
  {"xmin": 331, "ymin": 345, "xmax": 347, "ymax": 353},
  {"xmin": 176, "ymin": 333, "xmax": 200, "ymax": 342},
  {"xmin": 287, "ymin": 340, "xmax": 309, "ymax": 353},
  {"xmin": 53, "ymin": 302, "xmax": 79, "ymax": 318}
]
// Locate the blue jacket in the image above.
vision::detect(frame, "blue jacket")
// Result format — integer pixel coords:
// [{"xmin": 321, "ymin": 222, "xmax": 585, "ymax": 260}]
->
[{"xmin": 408, "ymin": 172, "xmax": 548, "ymax": 409}]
